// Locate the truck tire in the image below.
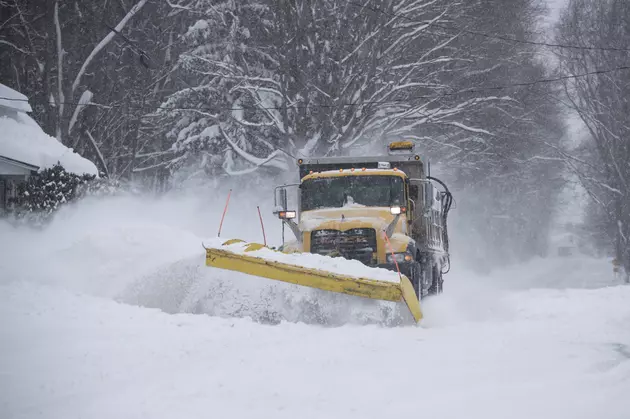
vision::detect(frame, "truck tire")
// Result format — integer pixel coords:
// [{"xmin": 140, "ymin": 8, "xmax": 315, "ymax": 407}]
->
[
  {"xmin": 427, "ymin": 265, "xmax": 443, "ymax": 295},
  {"xmin": 408, "ymin": 261, "xmax": 422, "ymax": 301}
]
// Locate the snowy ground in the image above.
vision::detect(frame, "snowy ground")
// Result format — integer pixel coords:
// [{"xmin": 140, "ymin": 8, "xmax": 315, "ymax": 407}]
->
[{"xmin": 1, "ymin": 193, "xmax": 629, "ymax": 419}]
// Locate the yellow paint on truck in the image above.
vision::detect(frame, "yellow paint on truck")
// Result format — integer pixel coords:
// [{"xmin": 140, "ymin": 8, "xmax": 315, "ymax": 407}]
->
[{"xmin": 300, "ymin": 207, "xmax": 412, "ymax": 261}]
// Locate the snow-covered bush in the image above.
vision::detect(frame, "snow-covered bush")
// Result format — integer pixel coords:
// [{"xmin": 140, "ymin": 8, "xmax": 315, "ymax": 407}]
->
[
  {"xmin": 9, "ymin": 165, "xmax": 94, "ymax": 215},
  {"xmin": 7, "ymin": 165, "xmax": 123, "ymax": 225}
]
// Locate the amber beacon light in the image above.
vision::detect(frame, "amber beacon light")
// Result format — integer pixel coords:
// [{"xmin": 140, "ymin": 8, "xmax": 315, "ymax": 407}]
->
[{"xmin": 388, "ymin": 141, "xmax": 414, "ymax": 151}]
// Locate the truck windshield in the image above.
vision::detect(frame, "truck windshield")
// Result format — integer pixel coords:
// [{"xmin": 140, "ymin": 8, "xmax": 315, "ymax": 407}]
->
[{"xmin": 301, "ymin": 175, "xmax": 405, "ymax": 211}]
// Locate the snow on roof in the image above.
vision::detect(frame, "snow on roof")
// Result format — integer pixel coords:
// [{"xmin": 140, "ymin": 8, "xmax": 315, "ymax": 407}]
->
[
  {"xmin": 302, "ymin": 168, "xmax": 407, "ymax": 181},
  {"xmin": 0, "ymin": 83, "xmax": 98, "ymax": 176},
  {"xmin": 0, "ymin": 83, "xmax": 32, "ymax": 113},
  {"xmin": 0, "ymin": 112, "xmax": 98, "ymax": 176}
]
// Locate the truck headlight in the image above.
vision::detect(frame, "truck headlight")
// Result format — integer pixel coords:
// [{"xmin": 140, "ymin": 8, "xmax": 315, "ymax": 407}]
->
[
  {"xmin": 277, "ymin": 210, "xmax": 296, "ymax": 219},
  {"xmin": 386, "ymin": 252, "xmax": 414, "ymax": 263},
  {"xmin": 390, "ymin": 206, "xmax": 407, "ymax": 215}
]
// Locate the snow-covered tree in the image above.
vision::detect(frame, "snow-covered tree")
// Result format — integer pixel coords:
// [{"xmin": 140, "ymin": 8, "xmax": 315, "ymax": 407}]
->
[
  {"xmin": 556, "ymin": 0, "xmax": 630, "ymax": 280},
  {"xmin": 414, "ymin": 0, "xmax": 567, "ymax": 267},
  {"xmin": 161, "ymin": 0, "xmax": 515, "ymax": 178}
]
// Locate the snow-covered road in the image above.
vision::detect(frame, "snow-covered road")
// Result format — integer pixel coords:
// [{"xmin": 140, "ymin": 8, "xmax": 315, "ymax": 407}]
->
[{"xmin": 1, "ymin": 194, "xmax": 629, "ymax": 419}]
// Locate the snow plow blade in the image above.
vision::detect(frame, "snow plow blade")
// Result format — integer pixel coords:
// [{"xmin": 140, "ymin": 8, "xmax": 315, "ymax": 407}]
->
[{"xmin": 204, "ymin": 239, "xmax": 422, "ymax": 323}]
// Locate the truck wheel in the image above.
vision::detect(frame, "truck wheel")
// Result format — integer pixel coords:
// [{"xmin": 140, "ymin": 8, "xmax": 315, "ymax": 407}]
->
[{"xmin": 427, "ymin": 265, "xmax": 443, "ymax": 295}]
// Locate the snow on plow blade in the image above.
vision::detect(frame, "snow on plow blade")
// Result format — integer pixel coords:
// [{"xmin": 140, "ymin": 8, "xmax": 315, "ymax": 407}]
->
[{"xmin": 204, "ymin": 239, "xmax": 422, "ymax": 323}]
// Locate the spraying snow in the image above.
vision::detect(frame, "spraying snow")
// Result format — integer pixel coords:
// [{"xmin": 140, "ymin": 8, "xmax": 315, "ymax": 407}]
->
[{"xmin": 0, "ymin": 191, "xmax": 406, "ymax": 325}]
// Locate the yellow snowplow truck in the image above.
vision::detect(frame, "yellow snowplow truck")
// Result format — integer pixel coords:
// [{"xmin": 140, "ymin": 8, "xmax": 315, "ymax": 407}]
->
[{"xmin": 205, "ymin": 141, "xmax": 453, "ymax": 323}]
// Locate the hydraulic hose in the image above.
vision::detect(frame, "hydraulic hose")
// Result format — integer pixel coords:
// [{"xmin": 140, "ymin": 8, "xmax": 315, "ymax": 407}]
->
[{"xmin": 427, "ymin": 176, "xmax": 454, "ymax": 274}]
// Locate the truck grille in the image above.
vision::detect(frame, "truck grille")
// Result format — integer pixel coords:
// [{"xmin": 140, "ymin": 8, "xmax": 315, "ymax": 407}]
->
[{"xmin": 310, "ymin": 228, "xmax": 377, "ymax": 265}]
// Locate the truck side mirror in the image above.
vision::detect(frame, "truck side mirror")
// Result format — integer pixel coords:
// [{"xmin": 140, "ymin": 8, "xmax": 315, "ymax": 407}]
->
[
  {"xmin": 273, "ymin": 187, "xmax": 297, "ymax": 220},
  {"xmin": 409, "ymin": 184, "xmax": 419, "ymax": 200},
  {"xmin": 274, "ymin": 187, "xmax": 288, "ymax": 213},
  {"xmin": 279, "ymin": 188, "xmax": 288, "ymax": 211}
]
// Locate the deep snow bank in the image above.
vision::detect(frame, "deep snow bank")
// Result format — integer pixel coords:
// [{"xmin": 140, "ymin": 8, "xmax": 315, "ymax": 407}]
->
[
  {"xmin": 0, "ymin": 190, "xmax": 278, "ymax": 292},
  {"xmin": 0, "ymin": 195, "xmax": 202, "ymax": 298}
]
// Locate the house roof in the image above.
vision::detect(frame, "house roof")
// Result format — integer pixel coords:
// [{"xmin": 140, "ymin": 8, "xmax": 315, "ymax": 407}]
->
[{"xmin": 0, "ymin": 155, "xmax": 39, "ymax": 172}]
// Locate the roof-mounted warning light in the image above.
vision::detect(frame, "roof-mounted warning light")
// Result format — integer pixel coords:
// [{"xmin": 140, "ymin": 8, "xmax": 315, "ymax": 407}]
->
[{"xmin": 388, "ymin": 141, "xmax": 414, "ymax": 151}]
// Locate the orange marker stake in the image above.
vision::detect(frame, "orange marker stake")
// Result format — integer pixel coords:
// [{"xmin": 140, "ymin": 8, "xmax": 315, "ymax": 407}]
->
[{"xmin": 218, "ymin": 189, "xmax": 232, "ymax": 237}]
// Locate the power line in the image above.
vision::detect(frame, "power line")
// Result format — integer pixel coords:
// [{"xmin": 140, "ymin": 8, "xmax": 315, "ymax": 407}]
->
[
  {"xmin": 2, "ymin": 64, "xmax": 629, "ymax": 112},
  {"xmin": 452, "ymin": 65, "xmax": 630, "ymax": 92},
  {"xmin": 347, "ymin": 1, "xmax": 630, "ymax": 53}
]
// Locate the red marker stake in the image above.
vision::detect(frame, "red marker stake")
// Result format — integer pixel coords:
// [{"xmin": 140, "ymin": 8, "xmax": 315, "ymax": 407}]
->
[{"xmin": 257, "ymin": 206, "xmax": 267, "ymax": 246}]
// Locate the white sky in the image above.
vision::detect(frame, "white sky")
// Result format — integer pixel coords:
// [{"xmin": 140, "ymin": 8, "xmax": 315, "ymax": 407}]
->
[
  {"xmin": 535, "ymin": 1, "xmax": 567, "ymax": 43},
  {"xmin": 545, "ymin": 0, "xmax": 567, "ymax": 25}
]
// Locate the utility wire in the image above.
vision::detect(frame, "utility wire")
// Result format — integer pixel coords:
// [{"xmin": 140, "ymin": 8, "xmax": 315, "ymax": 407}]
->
[
  {"xmin": 452, "ymin": 65, "xmax": 630, "ymax": 92},
  {"xmin": 3, "ymin": 64, "xmax": 629, "ymax": 111},
  {"xmin": 347, "ymin": 1, "xmax": 630, "ymax": 53}
]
